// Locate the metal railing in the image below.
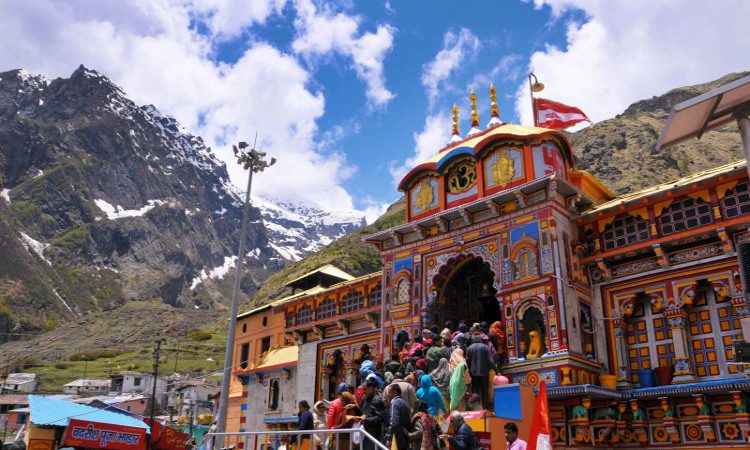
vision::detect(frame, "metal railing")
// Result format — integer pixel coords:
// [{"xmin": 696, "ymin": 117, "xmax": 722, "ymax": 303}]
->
[{"xmin": 200, "ymin": 428, "xmax": 390, "ymax": 450}]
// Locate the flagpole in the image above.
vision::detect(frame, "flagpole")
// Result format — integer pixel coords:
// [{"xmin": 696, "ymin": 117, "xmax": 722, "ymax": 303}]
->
[
  {"xmin": 528, "ymin": 73, "xmax": 537, "ymax": 127},
  {"xmin": 528, "ymin": 73, "xmax": 544, "ymax": 127}
]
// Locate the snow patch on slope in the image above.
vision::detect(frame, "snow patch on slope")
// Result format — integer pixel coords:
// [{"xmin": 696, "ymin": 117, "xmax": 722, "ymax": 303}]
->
[
  {"xmin": 94, "ymin": 198, "xmax": 172, "ymax": 220},
  {"xmin": 190, "ymin": 255, "xmax": 238, "ymax": 290},
  {"xmin": 19, "ymin": 232, "xmax": 51, "ymax": 265},
  {"xmin": 1, "ymin": 189, "xmax": 10, "ymax": 202}
]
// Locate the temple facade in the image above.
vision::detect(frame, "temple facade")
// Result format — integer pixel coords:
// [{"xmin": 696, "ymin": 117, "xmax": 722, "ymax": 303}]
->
[{"xmin": 229, "ymin": 91, "xmax": 750, "ymax": 449}]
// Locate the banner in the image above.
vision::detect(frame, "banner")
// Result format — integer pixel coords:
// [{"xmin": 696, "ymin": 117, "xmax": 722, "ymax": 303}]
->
[
  {"xmin": 63, "ymin": 419, "xmax": 147, "ymax": 450},
  {"xmin": 146, "ymin": 419, "xmax": 191, "ymax": 450},
  {"xmin": 535, "ymin": 97, "xmax": 591, "ymax": 129}
]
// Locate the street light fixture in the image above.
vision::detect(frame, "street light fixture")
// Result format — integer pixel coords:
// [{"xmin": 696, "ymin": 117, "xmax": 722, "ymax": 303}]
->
[{"xmin": 216, "ymin": 135, "xmax": 276, "ymax": 433}]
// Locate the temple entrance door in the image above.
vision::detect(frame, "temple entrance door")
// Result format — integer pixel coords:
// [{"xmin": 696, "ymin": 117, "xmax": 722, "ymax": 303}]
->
[
  {"xmin": 326, "ymin": 350, "xmax": 345, "ymax": 400},
  {"xmin": 438, "ymin": 257, "xmax": 501, "ymax": 329}
]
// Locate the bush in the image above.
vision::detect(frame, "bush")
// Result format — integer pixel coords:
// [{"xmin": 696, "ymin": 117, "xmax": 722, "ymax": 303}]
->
[
  {"xmin": 69, "ymin": 349, "xmax": 123, "ymax": 361},
  {"xmin": 187, "ymin": 330, "xmax": 212, "ymax": 341},
  {"xmin": 55, "ymin": 362, "xmax": 70, "ymax": 369}
]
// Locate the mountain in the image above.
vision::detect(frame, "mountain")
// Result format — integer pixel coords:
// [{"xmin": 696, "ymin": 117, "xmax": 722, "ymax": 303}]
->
[
  {"xmin": 569, "ymin": 72, "xmax": 747, "ymax": 194},
  {"xmin": 0, "ymin": 66, "xmax": 364, "ymax": 344},
  {"xmin": 254, "ymin": 196, "xmax": 366, "ymax": 262}
]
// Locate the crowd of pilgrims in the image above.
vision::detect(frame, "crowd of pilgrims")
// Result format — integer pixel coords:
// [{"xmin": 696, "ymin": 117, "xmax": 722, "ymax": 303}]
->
[{"xmin": 295, "ymin": 321, "xmax": 527, "ymax": 450}]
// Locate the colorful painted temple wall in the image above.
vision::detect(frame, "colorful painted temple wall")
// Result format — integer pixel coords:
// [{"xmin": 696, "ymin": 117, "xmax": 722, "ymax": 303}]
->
[{"xmin": 231, "ymin": 114, "xmax": 750, "ymax": 448}]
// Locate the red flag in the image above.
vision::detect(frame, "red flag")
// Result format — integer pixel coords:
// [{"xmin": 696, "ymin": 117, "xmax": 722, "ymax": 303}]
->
[
  {"xmin": 527, "ymin": 381, "xmax": 552, "ymax": 450},
  {"xmin": 534, "ymin": 97, "xmax": 590, "ymax": 129}
]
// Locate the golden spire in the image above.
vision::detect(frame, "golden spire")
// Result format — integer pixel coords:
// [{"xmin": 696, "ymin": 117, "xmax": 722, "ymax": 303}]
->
[
  {"xmin": 469, "ymin": 89, "xmax": 480, "ymax": 127},
  {"xmin": 451, "ymin": 104, "xmax": 460, "ymax": 136},
  {"xmin": 489, "ymin": 84, "xmax": 499, "ymax": 118}
]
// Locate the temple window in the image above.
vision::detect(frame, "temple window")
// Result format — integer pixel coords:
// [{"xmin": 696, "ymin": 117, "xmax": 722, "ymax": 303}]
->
[
  {"xmin": 658, "ymin": 197, "xmax": 712, "ymax": 235},
  {"xmin": 368, "ymin": 283, "xmax": 382, "ymax": 307},
  {"xmin": 341, "ymin": 290, "xmax": 365, "ymax": 314},
  {"xmin": 297, "ymin": 304, "xmax": 313, "ymax": 325},
  {"xmin": 268, "ymin": 379, "xmax": 280, "ymax": 410},
  {"xmin": 688, "ymin": 282, "xmax": 742, "ymax": 378},
  {"xmin": 721, "ymin": 182, "xmax": 750, "ymax": 218},
  {"xmin": 316, "ymin": 298, "xmax": 336, "ymax": 320},
  {"xmin": 285, "ymin": 312, "xmax": 295, "ymax": 328},
  {"xmin": 579, "ymin": 303, "xmax": 595, "ymax": 359},
  {"xmin": 624, "ymin": 294, "xmax": 674, "ymax": 384},
  {"xmin": 394, "ymin": 278, "xmax": 411, "ymax": 305},
  {"xmin": 513, "ymin": 247, "xmax": 539, "ymax": 281},
  {"xmin": 601, "ymin": 214, "xmax": 650, "ymax": 251}
]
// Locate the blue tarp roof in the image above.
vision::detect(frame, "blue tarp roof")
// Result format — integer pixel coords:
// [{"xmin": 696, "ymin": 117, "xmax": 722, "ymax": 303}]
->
[{"xmin": 28, "ymin": 395, "xmax": 150, "ymax": 430}]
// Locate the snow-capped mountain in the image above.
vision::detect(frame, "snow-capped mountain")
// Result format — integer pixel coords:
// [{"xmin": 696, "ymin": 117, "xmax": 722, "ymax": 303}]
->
[
  {"xmin": 254, "ymin": 196, "xmax": 366, "ymax": 261},
  {"xmin": 0, "ymin": 65, "xmax": 365, "ymax": 341}
]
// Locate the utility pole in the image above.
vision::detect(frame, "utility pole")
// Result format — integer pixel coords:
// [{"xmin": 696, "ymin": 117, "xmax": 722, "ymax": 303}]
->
[
  {"xmin": 173, "ymin": 340, "xmax": 181, "ymax": 373},
  {"xmin": 528, "ymin": 73, "xmax": 545, "ymax": 127},
  {"xmin": 216, "ymin": 135, "xmax": 276, "ymax": 433},
  {"xmin": 148, "ymin": 339, "xmax": 163, "ymax": 449}
]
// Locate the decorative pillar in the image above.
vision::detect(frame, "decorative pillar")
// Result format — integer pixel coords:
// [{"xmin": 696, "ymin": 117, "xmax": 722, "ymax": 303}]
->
[
  {"xmin": 694, "ymin": 394, "xmax": 716, "ymax": 442},
  {"xmin": 344, "ymin": 362, "xmax": 359, "ymax": 387},
  {"xmin": 320, "ymin": 367, "xmax": 332, "ymax": 400},
  {"xmin": 570, "ymin": 397, "xmax": 591, "ymax": 445},
  {"xmin": 629, "ymin": 399, "xmax": 648, "ymax": 445},
  {"xmin": 613, "ymin": 318, "xmax": 633, "ymax": 389},
  {"xmin": 660, "ymin": 397, "xmax": 680, "ymax": 443},
  {"xmin": 665, "ymin": 308, "xmax": 696, "ymax": 383},
  {"xmin": 731, "ymin": 391, "xmax": 750, "ymax": 440}
]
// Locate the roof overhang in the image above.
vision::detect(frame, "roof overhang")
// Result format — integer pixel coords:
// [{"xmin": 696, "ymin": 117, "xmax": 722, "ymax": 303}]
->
[
  {"xmin": 658, "ymin": 74, "xmax": 750, "ymax": 150},
  {"xmin": 366, "ymin": 174, "xmax": 590, "ymax": 245}
]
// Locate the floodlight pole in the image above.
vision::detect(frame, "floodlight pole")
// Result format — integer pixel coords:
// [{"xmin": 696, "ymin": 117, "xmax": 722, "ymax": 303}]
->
[{"xmin": 216, "ymin": 135, "xmax": 276, "ymax": 434}]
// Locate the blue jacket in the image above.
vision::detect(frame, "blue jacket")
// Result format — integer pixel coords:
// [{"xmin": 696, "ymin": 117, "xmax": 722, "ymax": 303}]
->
[
  {"xmin": 449, "ymin": 422, "xmax": 477, "ymax": 450},
  {"xmin": 416, "ymin": 375, "xmax": 447, "ymax": 415}
]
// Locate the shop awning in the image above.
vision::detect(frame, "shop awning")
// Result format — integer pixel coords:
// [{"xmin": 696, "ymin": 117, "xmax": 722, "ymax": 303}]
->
[
  {"xmin": 238, "ymin": 346, "xmax": 298, "ymax": 374},
  {"xmin": 28, "ymin": 395, "xmax": 149, "ymax": 430}
]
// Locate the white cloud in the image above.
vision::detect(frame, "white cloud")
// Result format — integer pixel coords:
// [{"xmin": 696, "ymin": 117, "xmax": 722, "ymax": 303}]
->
[
  {"xmin": 515, "ymin": 0, "xmax": 750, "ymax": 125},
  {"xmin": 421, "ymin": 28, "xmax": 480, "ymax": 108},
  {"xmin": 389, "ymin": 112, "xmax": 451, "ymax": 186},
  {"xmin": 292, "ymin": 0, "xmax": 395, "ymax": 107},
  {"xmin": 0, "ymin": 0, "xmax": 377, "ymax": 211},
  {"xmin": 189, "ymin": 0, "xmax": 287, "ymax": 39},
  {"xmin": 359, "ymin": 196, "xmax": 390, "ymax": 224}
]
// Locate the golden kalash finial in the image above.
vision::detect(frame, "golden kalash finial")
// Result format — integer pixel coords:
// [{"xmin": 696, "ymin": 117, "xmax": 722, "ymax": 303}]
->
[
  {"xmin": 488, "ymin": 83, "xmax": 503, "ymax": 128},
  {"xmin": 490, "ymin": 84, "xmax": 499, "ymax": 117},
  {"xmin": 452, "ymin": 104, "xmax": 460, "ymax": 135},
  {"xmin": 469, "ymin": 89, "xmax": 480, "ymax": 127}
]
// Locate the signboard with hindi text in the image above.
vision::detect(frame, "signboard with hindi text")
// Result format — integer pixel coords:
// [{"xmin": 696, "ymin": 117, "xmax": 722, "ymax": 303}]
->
[{"xmin": 63, "ymin": 418, "xmax": 148, "ymax": 450}]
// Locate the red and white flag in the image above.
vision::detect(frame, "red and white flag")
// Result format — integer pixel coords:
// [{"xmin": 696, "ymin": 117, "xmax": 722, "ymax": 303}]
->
[
  {"xmin": 527, "ymin": 381, "xmax": 552, "ymax": 450},
  {"xmin": 534, "ymin": 97, "xmax": 591, "ymax": 129}
]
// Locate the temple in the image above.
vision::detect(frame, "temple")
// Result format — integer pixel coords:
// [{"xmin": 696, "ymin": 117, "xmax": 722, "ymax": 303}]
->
[{"xmin": 228, "ymin": 87, "xmax": 750, "ymax": 449}]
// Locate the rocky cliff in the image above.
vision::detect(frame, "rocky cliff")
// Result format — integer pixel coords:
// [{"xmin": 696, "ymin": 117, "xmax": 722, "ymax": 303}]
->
[{"xmin": 0, "ymin": 66, "xmax": 364, "ymax": 343}]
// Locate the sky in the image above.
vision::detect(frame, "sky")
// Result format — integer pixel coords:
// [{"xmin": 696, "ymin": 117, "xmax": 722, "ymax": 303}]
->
[{"xmin": 0, "ymin": 0, "xmax": 748, "ymax": 223}]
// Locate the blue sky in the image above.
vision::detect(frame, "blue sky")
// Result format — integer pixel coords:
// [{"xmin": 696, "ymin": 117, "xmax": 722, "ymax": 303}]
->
[{"xmin": 1, "ymin": 0, "xmax": 748, "ymax": 221}]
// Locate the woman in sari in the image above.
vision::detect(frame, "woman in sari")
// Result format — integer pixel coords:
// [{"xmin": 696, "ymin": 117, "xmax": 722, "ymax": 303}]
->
[
  {"xmin": 448, "ymin": 349, "xmax": 470, "ymax": 411},
  {"xmin": 428, "ymin": 359, "xmax": 451, "ymax": 407},
  {"xmin": 409, "ymin": 401, "xmax": 438, "ymax": 450}
]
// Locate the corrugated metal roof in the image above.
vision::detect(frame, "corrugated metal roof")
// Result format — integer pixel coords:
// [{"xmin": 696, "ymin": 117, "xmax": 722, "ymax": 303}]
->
[
  {"xmin": 581, "ymin": 159, "xmax": 746, "ymax": 217},
  {"xmin": 28, "ymin": 395, "xmax": 149, "ymax": 430}
]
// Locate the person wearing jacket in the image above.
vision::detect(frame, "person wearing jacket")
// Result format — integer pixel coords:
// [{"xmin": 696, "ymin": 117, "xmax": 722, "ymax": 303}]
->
[
  {"xmin": 465, "ymin": 333, "xmax": 499, "ymax": 410},
  {"xmin": 415, "ymin": 374, "xmax": 447, "ymax": 416},
  {"xmin": 383, "ymin": 378, "xmax": 417, "ymax": 409},
  {"xmin": 355, "ymin": 379, "xmax": 388, "ymax": 450},
  {"xmin": 327, "ymin": 383, "xmax": 349, "ymax": 429},
  {"xmin": 439, "ymin": 411, "xmax": 477, "ymax": 450},
  {"xmin": 409, "ymin": 401, "xmax": 438, "ymax": 450},
  {"xmin": 425, "ymin": 339, "xmax": 450, "ymax": 374},
  {"xmin": 385, "ymin": 384, "xmax": 412, "ymax": 450}
]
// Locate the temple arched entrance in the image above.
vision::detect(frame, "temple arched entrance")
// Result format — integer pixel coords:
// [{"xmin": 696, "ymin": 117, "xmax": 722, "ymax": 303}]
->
[{"xmin": 433, "ymin": 256, "xmax": 501, "ymax": 329}]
